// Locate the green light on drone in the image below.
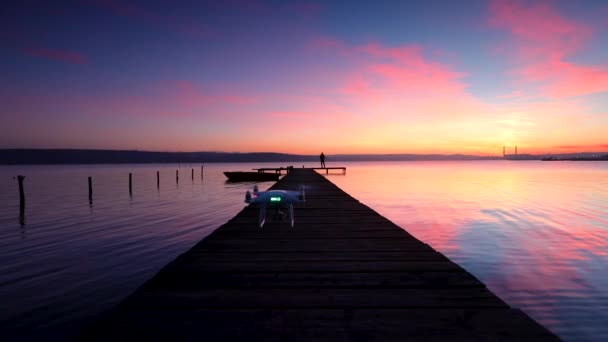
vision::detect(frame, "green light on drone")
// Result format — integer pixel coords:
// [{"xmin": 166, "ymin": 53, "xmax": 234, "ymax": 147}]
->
[{"xmin": 270, "ymin": 196, "xmax": 282, "ymax": 202}]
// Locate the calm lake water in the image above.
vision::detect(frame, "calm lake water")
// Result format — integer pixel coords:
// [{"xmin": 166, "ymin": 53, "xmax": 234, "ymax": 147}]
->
[{"xmin": 1, "ymin": 161, "xmax": 607, "ymax": 340}]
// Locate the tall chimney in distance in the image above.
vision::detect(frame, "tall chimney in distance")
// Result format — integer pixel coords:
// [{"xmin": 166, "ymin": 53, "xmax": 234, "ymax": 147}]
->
[
  {"xmin": 515, "ymin": 146, "xmax": 518, "ymax": 155},
  {"xmin": 503, "ymin": 146, "xmax": 506, "ymax": 157}
]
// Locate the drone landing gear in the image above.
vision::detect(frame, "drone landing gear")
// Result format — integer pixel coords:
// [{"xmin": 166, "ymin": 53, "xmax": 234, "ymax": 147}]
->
[{"xmin": 258, "ymin": 203, "xmax": 295, "ymax": 228}]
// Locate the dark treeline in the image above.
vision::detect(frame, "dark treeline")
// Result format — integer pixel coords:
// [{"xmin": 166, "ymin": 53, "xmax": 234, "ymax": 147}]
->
[
  {"xmin": 0, "ymin": 149, "xmax": 503, "ymax": 164},
  {"xmin": 0, "ymin": 149, "xmax": 312, "ymax": 164},
  {"xmin": 331, "ymin": 154, "xmax": 499, "ymax": 161},
  {"xmin": 1, "ymin": 149, "xmax": 606, "ymax": 164}
]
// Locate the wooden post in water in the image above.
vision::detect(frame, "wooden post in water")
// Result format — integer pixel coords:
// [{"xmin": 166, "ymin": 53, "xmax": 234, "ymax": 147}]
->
[
  {"xmin": 129, "ymin": 173, "xmax": 132, "ymax": 195},
  {"xmin": 17, "ymin": 175, "xmax": 25, "ymax": 207},
  {"xmin": 191, "ymin": 168, "xmax": 194, "ymax": 181},
  {"xmin": 88, "ymin": 176, "xmax": 93, "ymax": 202},
  {"xmin": 176, "ymin": 170, "xmax": 179, "ymax": 184},
  {"xmin": 17, "ymin": 175, "xmax": 25, "ymax": 226},
  {"xmin": 156, "ymin": 171, "xmax": 160, "ymax": 188},
  {"xmin": 201, "ymin": 165, "xmax": 204, "ymax": 179}
]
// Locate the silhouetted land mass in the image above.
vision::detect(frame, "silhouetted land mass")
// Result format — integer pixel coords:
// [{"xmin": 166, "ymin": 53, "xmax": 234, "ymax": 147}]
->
[
  {"xmin": 0, "ymin": 149, "xmax": 606, "ymax": 164},
  {"xmin": 542, "ymin": 154, "xmax": 608, "ymax": 161},
  {"xmin": 0, "ymin": 149, "xmax": 499, "ymax": 164},
  {"xmin": 0, "ymin": 149, "xmax": 307, "ymax": 164}
]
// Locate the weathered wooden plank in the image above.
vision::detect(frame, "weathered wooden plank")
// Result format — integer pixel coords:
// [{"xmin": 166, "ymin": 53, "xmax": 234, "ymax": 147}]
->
[
  {"xmin": 142, "ymin": 271, "xmax": 485, "ymax": 290},
  {"xmin": 193, "ymin": 238, "xmax": 434, "ymax": 252},
  {"xmin": 207, "ymin": 230, "xmax": 411, "ymax": 239},
  {"xmin": 162, "ymin": 260, "xmax": 466, "ymax": 273},
  {"xmin": 86, "ymin": 308, "xmax": 557, "ymax": 341},
  {"xmin": 177, "ymin": 251, "xmax": 445, "ymax": 261},
  {"xmin": 122, "ymin": 288, "xmax": 507, "ymax": 309},
  {"xmin": 218, "ymin": 222, "xmax": 405, "ymax": 232},
  {"xmin": 238, "ymin": 209, "xmax": 387, "ymax": 217}
]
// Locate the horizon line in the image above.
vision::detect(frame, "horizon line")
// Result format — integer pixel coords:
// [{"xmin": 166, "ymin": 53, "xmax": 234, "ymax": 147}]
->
[{"xmin": 2, "ymin": 148, "xmax": 608, "ymax": 157}]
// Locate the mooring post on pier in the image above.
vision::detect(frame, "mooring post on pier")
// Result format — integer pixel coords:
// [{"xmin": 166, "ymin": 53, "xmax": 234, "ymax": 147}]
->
[
  {"xmin": 17, "ymin": 175, "xmax": 25, "ymax": 207},
  {"xmin": 156, "ymin": 171, "xmax": 160, "ymax": 188},
  {"xmin": 129, "ymin": 173, "xmax": 132, "ymax": 195},
  {"xmin": 88, "ymin": 176, "xmax": 93, "ymax": 203}
]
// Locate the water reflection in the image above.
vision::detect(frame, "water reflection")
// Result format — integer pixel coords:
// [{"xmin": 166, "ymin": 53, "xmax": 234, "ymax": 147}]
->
[
  {"xmin": 0, "ymin": 163, "xmax": 277, "ymax": 340},
  {"xmin": 19, "ymin": 201, "xmax": 25, "ymax": 227},
  {"xmin": 331, "ymin": 161, "xmax": 608, "ymax": 341},
  {"xmin": 0, "ymin": 161, "xmax": 606, "ymax": 340}
]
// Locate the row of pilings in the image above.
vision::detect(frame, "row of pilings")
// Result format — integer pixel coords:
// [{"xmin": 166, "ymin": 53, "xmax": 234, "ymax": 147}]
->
[{"xmin": 14, "ymin": 165, "xmax": 205, "ymax": 225}]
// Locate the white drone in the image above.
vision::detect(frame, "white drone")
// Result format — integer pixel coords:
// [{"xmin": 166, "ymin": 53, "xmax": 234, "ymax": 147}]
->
[{"xmin": 245, "ymin": 185, "xmax": 305, "ymax": 227}]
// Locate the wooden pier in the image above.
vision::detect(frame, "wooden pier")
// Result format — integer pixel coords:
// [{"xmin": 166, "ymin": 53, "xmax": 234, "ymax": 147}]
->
[
  {"xmin": 85, "ymin": 169, "xmax": 557, "ymax": 340},
  {"xmin": 312, "ymin": 166, "xmax": 346, "ymax": 174},
  {"xmin": 253, "ymin": 166, "xmax": 346, "ymax": 175},
  {"xmin": 253, "ymin": 166, "xmax": 294, "ymax": 174}
]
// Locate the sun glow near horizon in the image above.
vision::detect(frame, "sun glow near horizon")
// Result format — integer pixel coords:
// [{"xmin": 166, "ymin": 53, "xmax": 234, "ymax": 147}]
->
[{"xmin": 1, "ymin": 0, "xmax": 607, "ymax": 155}]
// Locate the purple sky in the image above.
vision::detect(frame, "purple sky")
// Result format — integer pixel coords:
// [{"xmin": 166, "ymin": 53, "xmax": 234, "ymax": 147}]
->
[{"xmin": 1, "ymin": 0, "xmax": 608, "ymax": 155}]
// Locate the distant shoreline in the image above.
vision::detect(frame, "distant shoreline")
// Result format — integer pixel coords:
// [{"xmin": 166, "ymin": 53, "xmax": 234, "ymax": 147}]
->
[
  {"xmin": 541, "ymin": 157, "xmax": 608, "ymax": 161},
  {"xmin": 1, "ymin": 149, "xmax": 607, "ymax": 165}
]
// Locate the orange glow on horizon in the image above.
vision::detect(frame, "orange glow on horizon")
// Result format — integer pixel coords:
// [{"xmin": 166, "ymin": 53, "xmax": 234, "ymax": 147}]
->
[{"xmin": 1, "ymin": 0, "xmax": 606, "ymax": 156}]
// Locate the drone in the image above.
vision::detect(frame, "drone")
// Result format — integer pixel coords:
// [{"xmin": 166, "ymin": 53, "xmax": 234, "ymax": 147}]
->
[{"xmin": 245, "ymin": 185, "xmax": 305, "ymax": 227}]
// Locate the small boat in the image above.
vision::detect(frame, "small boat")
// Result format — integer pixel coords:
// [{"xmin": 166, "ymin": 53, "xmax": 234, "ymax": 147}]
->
[{"xmin": 224, "ymin": 171, "xmax": 280, "ymax": 182}]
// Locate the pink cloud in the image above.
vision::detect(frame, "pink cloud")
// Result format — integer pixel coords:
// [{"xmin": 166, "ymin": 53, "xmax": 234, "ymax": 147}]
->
[
  {"xmin": 266, "ymin": 111, "xmax": 311, "ymax": 118},
  {"xmin": 489, "ymin": 0, "xmax": 589, "ymax": 58},
  {"xmin": 520, "ymin": 60, "xmax": 608, "ymax": 98},
  {"xmin": 21, "ymin": 47, "xmax": 89, "ymax": 65},
  {"xmin": 496, "ymin": 90, "xmax": 524, "ymax": 99},
  {"xmin": 369, "ymin": 63, "xmax": 466, "ymax": 95},
  {"xmin": 93, "ymin": 80, "xmax": 257, "ymax": 118},
  {"xmin": 312, "ymin": 38, "xmax": 469, "ymax": 102},
  {"xmin": 357, "ymin": 42, "xmax": 467, "ymax": 95},
  {"xmin": 167, "ymin": 80, "xmax": 256, "ymax": 107},
  {"xmin": 1, "ymin": 30, "xmax": 88, "ymax": 65},
  {"xmin": 358, "ymin": 43, "xmax": 425, "ymax": 64},
  {"xmin": 4, "ymin": 80, "xmax": 258, "ymax": 121},
  {"xmin": 0, "ymin": 20, "xmax": 88, "ymax": 65},
  {"xmin": 341, "ymin": 76, "xmax": 377, "ymax": 97},
  {"xmin": 489, "ymin": 0, "xmax": 608, "ymax": 98}
]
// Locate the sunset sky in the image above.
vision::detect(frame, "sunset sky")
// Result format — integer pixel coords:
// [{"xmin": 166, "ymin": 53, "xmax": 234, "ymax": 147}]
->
[{"xmin": 1, "ymin": 0, "xmax": 607, "ymax": 155}]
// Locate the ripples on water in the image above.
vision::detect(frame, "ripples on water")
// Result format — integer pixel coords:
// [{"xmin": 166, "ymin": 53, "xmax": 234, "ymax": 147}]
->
[
  {"xmin": 1, "ymin": 161, "xmax": 607, "ymax": 341},
  {"xmin": 330, "ymin": 161, "xmax": 608, "ymax": 341},
  {"xmin": 0, "ymin": 163, "xmax": 276, "ymax": 339}
]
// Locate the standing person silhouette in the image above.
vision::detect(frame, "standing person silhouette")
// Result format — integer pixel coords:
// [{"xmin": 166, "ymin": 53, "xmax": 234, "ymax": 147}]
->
[{"xmin": 320, "ymin": 152, "xmax": 326, "ymax": 168}]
